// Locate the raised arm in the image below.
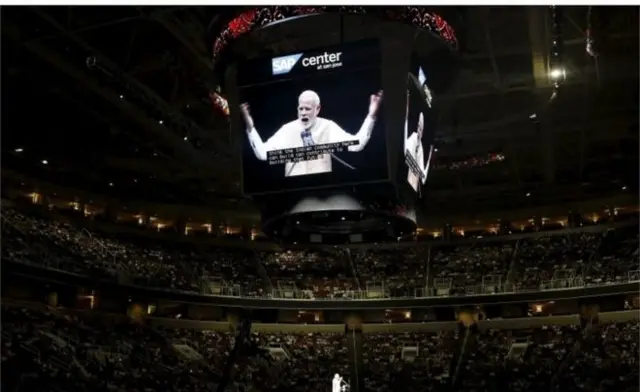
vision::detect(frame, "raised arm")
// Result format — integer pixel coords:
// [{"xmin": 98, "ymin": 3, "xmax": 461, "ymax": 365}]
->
[
  {"xmin": 241, "ymin": 103, "xmax": 277, "ymax": 161},
  {"xmin": 326, "ymin": 91, "xmax": 382, "ymax": 152},
  {"xmin": 349, "ymin": 91, "xmax": 383, "ymax": 152},
  {"xmin": 403, "ymin": 119, "xmax": 409, "ymax": 153},
  {"xmin": 344, "ymin": 115, "xmax": 376, "ymax": 152},
  {"xmin": 404, "ymin": 92, "xmax": 410, "ymax": 150},
  {"xmin": 246, "ymin": 128, "xmax": 269, "ymax": 161},
  {"xmin": 420, "ymin": 144, "xmax": 434, "ymax": 184}
]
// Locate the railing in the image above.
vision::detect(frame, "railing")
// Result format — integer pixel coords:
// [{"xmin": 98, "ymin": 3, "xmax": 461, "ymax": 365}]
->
[
  {"xmin": 202, "ymin": 275, "xmax": 639, "ymax": 301},
  {"xmin": 6, "ymin": 255, "xmax": 639, "ymax": 302},
  {"xmin": 539, "ymin": 277, "xmax": 583, "ymax": 290},
  {"xmin": 200, "ymin": 278, "xmax": 243, "ymax": 297},
  {"xmin": 552, "ymin": 268, "xmax": 577, "ymax": 282},
  {"xmin": 364, "ymin": 279, "xmax": 388, "ymax": 298},
  {"xmin": 481, "ymin": 275, "xmax": 503, "ymax": 294}
]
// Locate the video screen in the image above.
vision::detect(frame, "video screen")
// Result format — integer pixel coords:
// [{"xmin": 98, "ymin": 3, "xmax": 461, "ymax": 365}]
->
[
  {"xmin": 404, "ymin": 69, "xmax": 435, "ymax": 194},
  {"xmin": 237, "ymin": 40, "xmax": 387, "ymax": 195}
]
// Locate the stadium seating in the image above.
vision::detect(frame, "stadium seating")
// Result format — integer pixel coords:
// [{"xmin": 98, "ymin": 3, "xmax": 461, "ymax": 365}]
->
[
  {"xmin": 2, "ymin": 204, "xmax": 637, "ymax": 300},
  {"xmin": 1, "ymin": 203, "xmax": 638, "ymax": 392},
  {"xmin": 1, "ymin": 303, "xmax": 637, "ymax": 392}
]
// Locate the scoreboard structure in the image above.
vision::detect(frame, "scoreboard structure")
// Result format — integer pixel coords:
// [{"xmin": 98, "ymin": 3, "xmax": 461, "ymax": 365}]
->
[{"xmin": 222, "ymin": 12, "xmax": 458, "ymax": 244}]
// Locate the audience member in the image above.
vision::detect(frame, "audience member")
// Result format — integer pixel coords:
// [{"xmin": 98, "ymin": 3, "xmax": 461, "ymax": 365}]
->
[{"xmin": 2, "ymin": 205, "xmax": 638, "ymax": 300}]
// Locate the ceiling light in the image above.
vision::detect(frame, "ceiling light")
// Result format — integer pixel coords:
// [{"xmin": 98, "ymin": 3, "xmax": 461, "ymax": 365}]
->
[
  {"xmin": 549, "ymin": 68, "xmax": 565, "ymax": 80},
  {"xmin": 41, "ymin": 160, "xmax": 48, "ymax": 165},
  {"xmin": 15, "ymin": 148, "xmax": 23, "ymax": 152}
]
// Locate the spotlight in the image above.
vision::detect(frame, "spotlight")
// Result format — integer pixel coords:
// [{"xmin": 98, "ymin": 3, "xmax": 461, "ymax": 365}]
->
[{"xmin": 549, "ymin": 68, "xmax": 565, "ymax": 81}]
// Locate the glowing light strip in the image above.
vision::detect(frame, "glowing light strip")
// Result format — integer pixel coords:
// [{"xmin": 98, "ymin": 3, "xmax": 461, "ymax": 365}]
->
[
  {"xmin": 212, "ymin": 6, "xmax": 457, "ymax": 67},
  {"xmin": 210, "ymin": 6, "xmax": 458, "ymax": 116},
  {"xmin": 210, "ymin": 8, "xmax": 456, "ymax": 117}
]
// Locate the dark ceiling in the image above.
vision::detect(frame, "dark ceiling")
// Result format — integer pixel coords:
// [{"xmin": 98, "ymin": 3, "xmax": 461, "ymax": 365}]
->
[{"xmin": 1, "ymin": 6, "xmax": 638, "ymax": 217}]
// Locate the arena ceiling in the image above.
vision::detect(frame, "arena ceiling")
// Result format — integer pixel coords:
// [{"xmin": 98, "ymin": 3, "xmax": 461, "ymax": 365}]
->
[{"xmin": 2, "ymin": 6, "xmax": 638, "ymax": 218}]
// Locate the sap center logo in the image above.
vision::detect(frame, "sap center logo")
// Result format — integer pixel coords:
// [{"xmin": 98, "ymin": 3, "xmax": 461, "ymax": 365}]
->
[
  {"xmin": 272, "ymin": 53, "xmax": 304, "ymax": 75},
  {"xmin": 271, "ymin": 52, "xmax": 344, "ymax": 76}
]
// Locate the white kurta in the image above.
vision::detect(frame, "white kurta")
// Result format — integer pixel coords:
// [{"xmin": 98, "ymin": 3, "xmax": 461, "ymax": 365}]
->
[
  {"xmin": 332, "ymin": 377, "xmax": 342, "ymax": 392},
  {"xmin": 405, "ymin": 131, "xmax": 425, "ymax": 191},
  {"xmin": 247, "ymin": 115, "xmax": 375, "ymax": 177}
]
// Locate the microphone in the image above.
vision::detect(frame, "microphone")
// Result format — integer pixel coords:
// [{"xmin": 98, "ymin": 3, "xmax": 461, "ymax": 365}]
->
[{"xmin": 298, "ymin": 128, "xmax": 356, "ymax": 170}]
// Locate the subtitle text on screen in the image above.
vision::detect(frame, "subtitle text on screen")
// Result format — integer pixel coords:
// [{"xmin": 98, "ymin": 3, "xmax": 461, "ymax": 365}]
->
[
  {"xmin": 405, "ymin": 150, "xmax": 427, "ymax": 182},
  {"xmin": 266, "ymin": 141, "xmax": 359, "ymax": 165}
]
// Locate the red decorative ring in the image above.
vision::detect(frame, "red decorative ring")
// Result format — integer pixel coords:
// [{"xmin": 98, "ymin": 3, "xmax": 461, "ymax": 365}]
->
[{"xmin": 211, "ymin": 6, "xmax": 457, "ymax": 68}]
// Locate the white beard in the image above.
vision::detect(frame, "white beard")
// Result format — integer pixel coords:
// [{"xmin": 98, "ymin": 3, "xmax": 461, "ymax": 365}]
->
[{"xmin": 300, "ymin": 118, "xmax": 316, "ymax": 130}]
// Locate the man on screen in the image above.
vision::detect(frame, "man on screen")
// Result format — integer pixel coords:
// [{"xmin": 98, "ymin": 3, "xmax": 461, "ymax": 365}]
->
[
  {"xmin": 240, "ymin": 89, "xmax": 383, "ymax": 177},
  {"xmin": 405, "ymin": 111, "xmax": 432, "ymax": 192}
]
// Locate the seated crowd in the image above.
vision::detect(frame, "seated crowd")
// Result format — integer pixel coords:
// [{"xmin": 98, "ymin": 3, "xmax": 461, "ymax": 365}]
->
[
  {"xmin": 445, "ymin": 321, "xmax": 638, "ymax": 392},
  {"xmin": 1, "ymin": 305, "xmax": 222, "ymax": 392},
  {"xmin": 1, "ymin": 304, "xmax": 637, "ymax": 392},
  {"xmin": 1, "ymin": 304, "xmax": 352, "ymax": 392},
  {"xmin": 1, "ymin": 204, "xmax": 638, "ymax": 299},
  {"xmin": 362, "ymin": 330, "xmax": 458, "ymax": 392},
  {"xmin": 249, "ymin": 331, "xmax": 350, "ymax": 391}
]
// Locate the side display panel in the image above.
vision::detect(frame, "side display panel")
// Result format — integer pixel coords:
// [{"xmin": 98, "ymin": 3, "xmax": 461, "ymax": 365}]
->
[
  {"xmin": 403, "ymin": 70, "xmax": 435, "ymax": 195},
  {"xmin": 237, "ymin": 40, "xmax": 388, "ymax": 195}
]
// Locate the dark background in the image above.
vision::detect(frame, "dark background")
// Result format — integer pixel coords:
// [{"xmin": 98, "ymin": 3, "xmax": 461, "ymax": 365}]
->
[{"xmin": 239, "ymin": 63, "xmax": 387, "ymax": 195}]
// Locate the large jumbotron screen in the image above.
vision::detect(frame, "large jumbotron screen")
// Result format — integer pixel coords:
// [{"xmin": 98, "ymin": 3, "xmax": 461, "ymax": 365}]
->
[
  {"xmin": 237, "ymin": 40, "xmax": 388, "ymax": 195},
  {"xmin": 403, "ymin": 67, "xmax": 435, "ymax": 195}
]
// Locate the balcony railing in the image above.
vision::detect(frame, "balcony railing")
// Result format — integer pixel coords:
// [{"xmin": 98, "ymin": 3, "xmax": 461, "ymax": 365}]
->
[
  {"xmin": 258, "ymin": 276, "xmax": 639, "ymax": 301},
  {"xmin": 7, "ymin": 255, "xmax": 639, "ymax": 302}
]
